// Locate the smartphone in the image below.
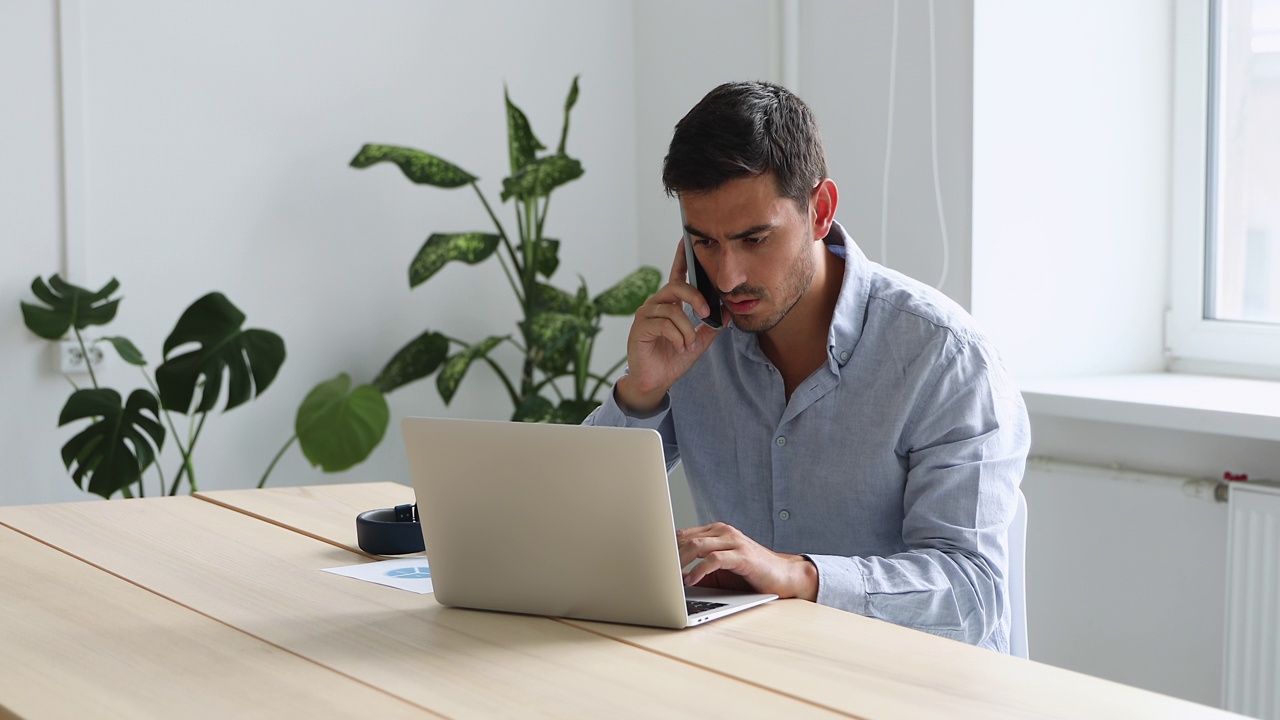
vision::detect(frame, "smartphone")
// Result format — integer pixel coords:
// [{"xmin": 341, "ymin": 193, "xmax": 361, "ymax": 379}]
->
[{"xmin": 679, "ymin": 199, "xmax": 723, "ymax": 329}]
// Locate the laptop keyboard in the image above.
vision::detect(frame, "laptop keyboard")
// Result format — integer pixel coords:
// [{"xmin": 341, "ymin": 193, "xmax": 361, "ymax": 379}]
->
[{"xmin": 687, "ymin": 600, "xmax": 729, "ymax": 616}]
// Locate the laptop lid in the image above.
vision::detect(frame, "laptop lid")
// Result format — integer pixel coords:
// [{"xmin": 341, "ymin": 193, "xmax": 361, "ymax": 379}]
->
[{"xmin": 401, "ymin": 417, "xmax": 773, "ymax": 628}]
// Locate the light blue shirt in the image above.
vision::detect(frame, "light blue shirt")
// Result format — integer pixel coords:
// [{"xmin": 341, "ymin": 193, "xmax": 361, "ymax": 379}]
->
[{"xmin": 585, "ymin": 221, "xmax": 1030, "ymax": 652}]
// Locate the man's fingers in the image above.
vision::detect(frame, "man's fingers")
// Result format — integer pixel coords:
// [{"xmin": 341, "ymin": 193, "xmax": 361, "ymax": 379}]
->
[
  {"xmin": 669, "ymin": 236, "xmax": 689, "ymax": 284},
  {"xmin": 637, "ymin": 303, "xmax": 697, "ymax": 351},
  {"xmin": 677, "ymin": 531, "xmax": 737, "ymax": 567},
  {"xmin": 683, "ymin": 550, "xmax": 738, "ymax": 587}
]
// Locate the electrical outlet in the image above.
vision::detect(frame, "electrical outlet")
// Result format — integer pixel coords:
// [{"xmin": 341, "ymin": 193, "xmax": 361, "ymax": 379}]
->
[{"xmin": 60, "ymin": 341, "xmax": 105, "ymax": 374}]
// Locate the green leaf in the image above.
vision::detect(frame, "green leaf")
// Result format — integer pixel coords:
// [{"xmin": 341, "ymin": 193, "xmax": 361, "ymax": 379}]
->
[
  {"xmin": 557, "ymin": 75, "xmax": 579, "ymax": 155},
  {"xmin": 505, "ymin": 87, "xmax": 545, "ymax": 175},
  {"xmin": 593, "ymin": 266, "xmax": 662, "ymax": 315},
  {"xmin": 58, "ymin": 388, "xmax": 165, "ymax": 499},
  {"xmin": 373, "ymin": 331, "xmax": 449, "ymax": 394},
  {"xmin": 500, "ymin": 154, "xmax": 583, "ymax": 203},
  {"xmin": 20, "ymin": 275, "xmax": 121, "ymax": 340},
  {"xmin": 517, "ymin": 238, "xmax": 560, "ymax": 279},
  {"xmin": 530, "ymin": 282, "xmax": 576, "ymax": 314},
  {"xmin": 409, "ymin": 232, "xmax": 501, "ymax": 287},
  {"xmin": 436, "ymin": 336, "xmax": 505, "ymax": 404},
  {"xmin": 524, "ymin": 312, "xmax": 595, "ymax": 375},
  {"xmin": 155, "ymin": 293, "xmax": 286, "ymax": 414},
  {"xmin": 512, "ymin": 395, "xmax": 598, "ymax": 424},
  {"xmin": 295, "ymin": 373, "xmax": 389, "ymax": 473},
  {"xmin": 101, "ymin": 336, "xmax": 146, "ymax": 366},
  {"xmin": 349, "ymin": 144, "xmax": 477, "ymax": 188}
]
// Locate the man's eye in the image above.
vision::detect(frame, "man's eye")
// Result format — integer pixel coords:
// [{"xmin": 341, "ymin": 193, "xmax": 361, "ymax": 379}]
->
[
  {"xmin": 745, "ymin": 236, "xmax": 766, "ymax": 245},
  {"xmin": 693, "ymin": 237, "xmax": 714, "ymax": 248}
]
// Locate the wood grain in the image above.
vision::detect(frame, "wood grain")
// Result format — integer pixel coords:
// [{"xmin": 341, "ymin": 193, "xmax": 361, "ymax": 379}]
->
[
  {"xmin": 0, "ymin": 524, "xmax": 435, "ymax": 720},
  {"xmin": 196, "ymin": 482, "xmax": 416, "ymax": 556},
  {"xmin": 209, "ymin": 482, "xmax": 1245, "ymax": 720},
  {"xmin": 0, "ymin": 497, "xmax": 842, "ymax": 720}
]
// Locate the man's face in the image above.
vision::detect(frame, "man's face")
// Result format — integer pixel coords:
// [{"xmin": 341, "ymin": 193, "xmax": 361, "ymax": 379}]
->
[{"xmin": 681, "ymin": 174, "xmax": 817, "ymax": 334}]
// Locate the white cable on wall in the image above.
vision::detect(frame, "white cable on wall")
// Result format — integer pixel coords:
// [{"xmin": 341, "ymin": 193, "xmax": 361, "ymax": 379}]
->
[
  {"xmin": 927, "ymin": 0, "xmax": 951, "ymax": 290},
  {"xmin": 879, "ymin": 0, "xmax": 899, "ymax": 268}
]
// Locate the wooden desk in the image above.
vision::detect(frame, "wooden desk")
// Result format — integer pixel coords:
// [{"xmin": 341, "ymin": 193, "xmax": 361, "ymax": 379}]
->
[{"xmin": 0, "ymin": 483, "xmax": 1242, "ymax": 719}]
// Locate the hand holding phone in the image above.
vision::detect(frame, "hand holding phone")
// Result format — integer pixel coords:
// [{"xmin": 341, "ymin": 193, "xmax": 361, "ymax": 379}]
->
[{"xmin": 680, "ymin": 200, "xmax": 723, "ymax": 329}]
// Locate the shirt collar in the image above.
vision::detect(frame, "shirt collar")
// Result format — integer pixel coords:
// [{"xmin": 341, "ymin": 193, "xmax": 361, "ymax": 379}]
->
[{"xmin": 823, "ymin": 221, "xmax": 869, "ymax": 369}]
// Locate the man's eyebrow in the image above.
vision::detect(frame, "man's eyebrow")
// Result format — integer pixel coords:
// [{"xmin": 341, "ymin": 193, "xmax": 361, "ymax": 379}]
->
[{"xmin": 684, "ymin": 223, "xmax": 776, "ymax": 241}]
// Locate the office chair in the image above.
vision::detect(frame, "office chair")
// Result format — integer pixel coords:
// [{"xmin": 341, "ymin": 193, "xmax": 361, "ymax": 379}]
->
[{"xmin": 1009, "ymin": 489, "xmax": 1029, "ymax": 659}]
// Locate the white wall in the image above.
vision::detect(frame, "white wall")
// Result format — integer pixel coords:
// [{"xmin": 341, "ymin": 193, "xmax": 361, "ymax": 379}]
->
[{"xmin": 972, "ymin": 0, "xmax": 1170, "ymax": 379}]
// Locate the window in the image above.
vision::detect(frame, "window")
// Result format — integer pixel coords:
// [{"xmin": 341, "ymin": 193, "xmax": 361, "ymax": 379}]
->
[{"xmin": 1169, "ymin": 0, "xmax": 1280, "ymax": 374}]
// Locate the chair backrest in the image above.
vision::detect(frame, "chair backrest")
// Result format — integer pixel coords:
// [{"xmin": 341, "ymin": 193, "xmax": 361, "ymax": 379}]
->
[{"xmin": 1009, "ymin": 489, "xmax": 1029, "ymax": 659}]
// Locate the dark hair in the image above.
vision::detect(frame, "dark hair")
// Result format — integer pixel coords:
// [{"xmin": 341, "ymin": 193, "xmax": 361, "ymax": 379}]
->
[{"xmin": 662, "ymin": 81, "xmax": 827, "ymax": 208}]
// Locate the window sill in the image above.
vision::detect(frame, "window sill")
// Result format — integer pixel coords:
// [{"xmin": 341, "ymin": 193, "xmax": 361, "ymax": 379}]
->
[{"xmin": 1019, "ymin": 373, "xmax": 1280, "ymax": 443}]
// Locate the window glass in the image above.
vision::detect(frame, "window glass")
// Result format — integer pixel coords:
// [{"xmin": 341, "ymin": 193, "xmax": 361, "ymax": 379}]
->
[{"xmin": 1207, "ymin": 0, "xmax": 1280, "ymax": 323}]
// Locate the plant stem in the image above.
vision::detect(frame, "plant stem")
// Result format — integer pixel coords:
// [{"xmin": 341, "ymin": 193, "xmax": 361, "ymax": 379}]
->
[
  {"xmin": 536, "ymin": 193, "xmax": 552, "ymax": 243},
  {"xmin": 73, "ymin": 328, "xmax": 98, "ymax": 389},
  {"xmin": 472, "ymin": 182, "xmax": 522, "ymax": 277},
  {"xmin": 479, "ymin": 356, "xmax": 520, "ymax": 407},
  {"xmin": 151, "ymin": 452, "xmax": 167, "ymax": 499},
  {"xmin": 168, "ymin": 412, "xmax": 207, "ymax": 495},
  {"xmin": 142, "ymin": 369, "xmax": 195, "ymax": 492},
  {"xmin": 258, "ymin": 434, "xmax": 297, "ymax": 489},
  {"xmin": 496, "ymin": 253, "xmax": 524, "ymax": 305}
]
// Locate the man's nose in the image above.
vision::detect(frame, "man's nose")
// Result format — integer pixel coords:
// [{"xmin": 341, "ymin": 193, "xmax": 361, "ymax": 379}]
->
[{"xmin": 715, "ymin": 247, "xmax": 747, "ymax": 293}]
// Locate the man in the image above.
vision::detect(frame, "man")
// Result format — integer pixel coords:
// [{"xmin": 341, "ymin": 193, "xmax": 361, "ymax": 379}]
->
[{"xmin": 584, "ymin": 81, "xmax": 1029, "ymax": 652}]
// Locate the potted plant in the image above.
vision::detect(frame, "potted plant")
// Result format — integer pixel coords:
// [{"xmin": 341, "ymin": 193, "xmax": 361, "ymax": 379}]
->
[{"xmin": 261, "ymin": 76, "xmax": 658, "ymax": 483}]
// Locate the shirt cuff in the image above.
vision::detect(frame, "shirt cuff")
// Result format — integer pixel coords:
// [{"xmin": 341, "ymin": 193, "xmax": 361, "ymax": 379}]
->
[
  {"xmin": 803, "ymin": 554, "xmax": 869, "ymax": 614},
  {"xmin": 591, "ymin": 382, "xmax": 672, "ymax": 431}
]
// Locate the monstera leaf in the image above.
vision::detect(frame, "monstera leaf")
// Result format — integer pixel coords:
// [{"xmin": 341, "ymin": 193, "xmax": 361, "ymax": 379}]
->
[
  {"xmin": 350, "ymin": 144, "xmax": 477, "ymax": 188},
  {"xmin": 373, "ymin": 331, "xmax": 449, "ymax": 394},
  {"xmin": 437, "ymin": 336, "xmax": 505, "ymax": 404},
  {"xmin": 20, "ymin": 275, "xmax": 121, "ymax": 340},
  {"xmin": 594, "ymin": 267, "xmax": 662, "ymax": 315},
  {"xmin": 296, "ymin": 374, "xmax": 389, "ymax": 473},
  {"xmin": 512, "ymin": 395, "xmax": 598, "ymax": 424},
  {"xmin": 155, "ymin": 293, "xmax": 285, "ymax": 414},
  {"xmin": 59, "ymin": 388, "xmax": 165, "ymax": 499},
  {"xmin": 409, "ymin": 232, "xmax": 501, "ymax": 287}
]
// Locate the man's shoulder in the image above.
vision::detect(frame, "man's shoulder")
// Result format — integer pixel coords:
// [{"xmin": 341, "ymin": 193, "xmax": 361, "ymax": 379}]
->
[{"xmin": 861, "ymin": 264, "xmax": 983, "ymax": 348}]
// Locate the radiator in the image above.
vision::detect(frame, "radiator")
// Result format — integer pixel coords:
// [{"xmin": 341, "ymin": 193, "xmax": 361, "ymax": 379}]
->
[{"xmin": 1224, "ymin": 481, "xmax": 1280, "ymax": 718}]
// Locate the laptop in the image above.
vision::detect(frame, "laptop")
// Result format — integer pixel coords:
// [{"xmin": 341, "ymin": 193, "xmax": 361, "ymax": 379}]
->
[{"xmin": 401, "ymin": 417, "xmax": 777, "ymax": 628}]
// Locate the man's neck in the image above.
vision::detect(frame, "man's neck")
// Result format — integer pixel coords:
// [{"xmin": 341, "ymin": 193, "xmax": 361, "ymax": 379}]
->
[{"xmin": 758, "ymin": 245, "xmax": 845, "ymax": 398}]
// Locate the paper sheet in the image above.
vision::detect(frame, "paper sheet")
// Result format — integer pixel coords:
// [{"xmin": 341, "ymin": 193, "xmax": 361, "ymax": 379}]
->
[{"xmin": 322, "ymin": 557, "xmax": 434, "ymax": 594}]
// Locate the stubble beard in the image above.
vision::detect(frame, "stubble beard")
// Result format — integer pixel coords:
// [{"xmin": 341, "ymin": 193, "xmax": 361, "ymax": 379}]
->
[{"xmin": 726, "ymin": 236, "xmax": 818, "ymax": 334}]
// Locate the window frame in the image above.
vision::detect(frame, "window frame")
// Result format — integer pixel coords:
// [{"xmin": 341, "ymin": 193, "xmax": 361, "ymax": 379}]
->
[{"xmin": 1167, "ymin": 0, "xmax": 1280, "ymax": 376}]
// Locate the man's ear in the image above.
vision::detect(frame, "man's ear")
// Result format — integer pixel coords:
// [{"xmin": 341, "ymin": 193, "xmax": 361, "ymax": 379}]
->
[{"xmin": 811, "ymin": 178, "xmax": 838, "ymax": 239}]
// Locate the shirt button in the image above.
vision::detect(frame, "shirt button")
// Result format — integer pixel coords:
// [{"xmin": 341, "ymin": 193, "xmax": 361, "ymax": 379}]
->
[
  {"xmin": 775, "ymin": 436, "xmax": 787, "ymax": 447},
  {"xmin": 778, "ymin": 510, "xmax": 791, "ymax": 521},
  {"xmin": 839, "ymin": 350, "xmax": 850, "ymax": 361}
]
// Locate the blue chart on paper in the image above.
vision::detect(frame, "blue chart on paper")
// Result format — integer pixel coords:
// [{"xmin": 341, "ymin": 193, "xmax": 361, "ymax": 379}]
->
[{"xmin": 386, "ymin": 566, "xmax": 432, "ymax": 579}]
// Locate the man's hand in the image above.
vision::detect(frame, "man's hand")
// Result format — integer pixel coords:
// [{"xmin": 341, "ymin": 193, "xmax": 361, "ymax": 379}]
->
[
  {"xmin": 615, "ymin": 239, "xmax": 721, "ymax": 414},
  {"xmin": 677, "ymin": 522, "xmax": 819, "ymax": 601}
]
